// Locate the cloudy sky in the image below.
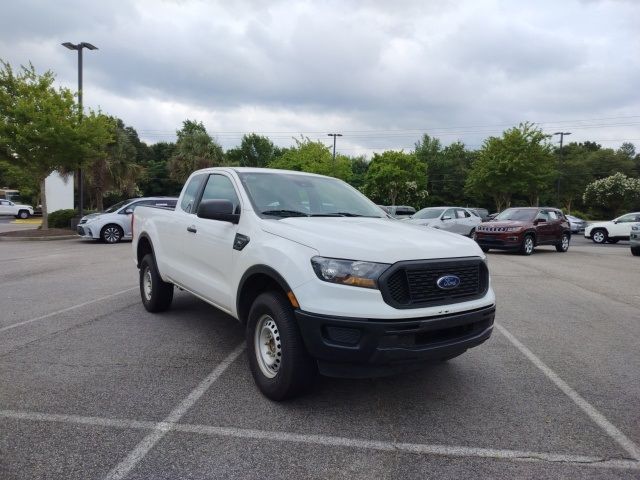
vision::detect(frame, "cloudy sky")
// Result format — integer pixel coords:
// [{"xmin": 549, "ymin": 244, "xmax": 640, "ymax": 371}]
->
[{"xmin": 1, "ymin": 0, "xmax": 639, "ymax": 156}]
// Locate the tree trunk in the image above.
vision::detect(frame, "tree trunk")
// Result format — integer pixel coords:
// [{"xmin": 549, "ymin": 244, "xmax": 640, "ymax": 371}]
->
[
  {"xmin": 96, "ymin": 188, "xmax": 104, "ymax": 212},
  {"xmin": 40, "ymin": 177, "xmax": 48, "ymax": 230}
]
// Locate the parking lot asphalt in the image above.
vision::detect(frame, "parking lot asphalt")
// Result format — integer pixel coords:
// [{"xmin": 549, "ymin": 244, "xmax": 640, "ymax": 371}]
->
[{"xmin": 0, "ymin": 236, "xmax": 639, "ymax": 479}]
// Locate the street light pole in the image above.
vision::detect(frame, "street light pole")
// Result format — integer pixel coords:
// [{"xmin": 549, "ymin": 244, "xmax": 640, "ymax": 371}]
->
[
  {"xmin": 553, "ymin": 131, "xmax": 571, "ymax": 206},
  {"xmin": 327, "ymin": 133, "xmax": 342, "ymax": 175},
  {"xmin": 62, "ymin": 42, "xmax": 98, "ymax": 218}
]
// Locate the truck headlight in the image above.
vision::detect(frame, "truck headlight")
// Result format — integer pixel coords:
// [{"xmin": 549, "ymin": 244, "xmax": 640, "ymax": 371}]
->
[{"xmin": 311, "ymin": 257, "xmax": 389, "ymax": 289}]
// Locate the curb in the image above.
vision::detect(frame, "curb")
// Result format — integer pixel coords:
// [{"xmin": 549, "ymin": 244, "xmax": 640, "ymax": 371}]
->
[{"xmin": 0, "ymin": 235, "xmax": 79, "ymax": 242}]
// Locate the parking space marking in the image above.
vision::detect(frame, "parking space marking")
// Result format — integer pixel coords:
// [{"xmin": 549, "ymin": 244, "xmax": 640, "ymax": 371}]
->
[
  {"xmin": 1, "ymin": 409, "xmax": 638, "ymax": 472},
  {"xmin": 103, "ymin": 343, "xmax": 246, "ymax": 480},
  {"xmin": 496, "ymin": 323, "xmax": 640, "ymax": 461},
  {"xmin": 0, "ymin": 287, "xmax": 137, "ymax": 333}
]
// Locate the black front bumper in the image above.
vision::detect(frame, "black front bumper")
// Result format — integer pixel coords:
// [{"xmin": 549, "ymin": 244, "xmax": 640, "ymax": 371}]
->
[{"xmin": 295, "ymin": 305, "xmax": 495, "ymax": 378}]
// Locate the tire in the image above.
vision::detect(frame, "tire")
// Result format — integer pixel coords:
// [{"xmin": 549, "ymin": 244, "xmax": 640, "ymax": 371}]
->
[
  {"xmin": 469, "ymin": 228, "xmax": 476, "ymax": 239},
  {"xmin": 17, "ymin": 210, "xmax": 29, "ymax": 219},
  {"xmin": 556, "ymin": 233, "xmax": 570, "ymax": 252},
  {"xmin": 520, "ymin": 234, "xmax": 534, "ymax": 256},
  {"xmin": 247, "ymin": 291, "xmax": 317, "ymax": 401},
  {"xmin": 139, "ymin": 254, "xmax": 174, "ymax": 312},
  {"xmin": 606, "ymin": 239, "xmax": 619, "ymax": 244},
  {"xmin": 101, "ymin": 224, "xmax": 123, "ymax": 244},
  {"xmin": 591, "ymin": 229, "xmax": 607, "ymax": 244},
  {"xmin": 631, "ymin": 247, "xmax": 640, "ymax": 256}
]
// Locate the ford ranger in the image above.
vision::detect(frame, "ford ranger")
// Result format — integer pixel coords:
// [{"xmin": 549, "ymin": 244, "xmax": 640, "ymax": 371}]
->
[{"xmin": 132, "ymin": 168, "xmax": 496, "ymax": 400}]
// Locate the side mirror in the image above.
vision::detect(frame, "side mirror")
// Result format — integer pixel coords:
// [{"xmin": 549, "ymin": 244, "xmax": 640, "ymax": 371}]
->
[
  {"xmin": 197, "ymin": 199, "xmax": 240, "ymax": 224},
  {"xmin": 442, "ymin": 216, "xmax": 452, "ymax": 221},
  {"xmin": 125, "ymin": 208, "xmax": 134, "ymax": 215}
]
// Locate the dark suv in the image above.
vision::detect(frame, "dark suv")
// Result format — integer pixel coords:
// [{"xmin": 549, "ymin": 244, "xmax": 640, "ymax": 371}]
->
[{"xmin": 473, "ymin": 207, "xmax": 571, "ymax": 255}]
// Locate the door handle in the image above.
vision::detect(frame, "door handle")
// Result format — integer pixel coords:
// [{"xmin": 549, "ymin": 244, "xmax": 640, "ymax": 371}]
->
[{"xmin": 187, "ymin": 225, "xmax": 197, "ymax": 233}]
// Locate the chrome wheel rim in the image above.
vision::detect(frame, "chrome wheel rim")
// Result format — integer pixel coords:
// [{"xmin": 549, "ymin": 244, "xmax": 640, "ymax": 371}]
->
[
  {"xmin": 254, "ymin": 314, "xmax": 281, "ymax": 379},
  {"xmin": 593, "ymin": 231, "xmax": 604, "ymax": 243},
  {"xmin": 562, "ymin": 235, "xmax": 569, "ymax": 251},
  {"xmin": 104, "ymin": 227, "xmax": 121, "ymax": 243},
  {"xmin": 143, "ymin": 267, "xmax": 152, "ymax": 301},
  {"xmin": 525, "ymin": 237, "xmax": 533, "ymax": 254}
]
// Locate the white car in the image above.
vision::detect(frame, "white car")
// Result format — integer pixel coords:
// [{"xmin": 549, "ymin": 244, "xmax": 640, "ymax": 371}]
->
[
  {"xmin": 584, "ymin": 212, "xmax": 640, "ymax": 244},
  {"xmin": 0, "ymin": 199, "xmax": 34, "ymax": 219},
  {"xmin": 405, "ymin": 206, "xmax": 481, "ymax": 236},
  {"xmin": 133, "ymin": 168, "xmax": 495, "ymax": 400},
  {"xmin": 77, "ymin": 197, "xmax": 177, "ymax": 243}
]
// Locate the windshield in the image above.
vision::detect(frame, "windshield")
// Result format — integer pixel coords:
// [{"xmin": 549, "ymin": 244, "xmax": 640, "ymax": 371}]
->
[
  {"xmin": 103, "ymin": 199, "xmax": 133, "ymax": 213},
  {"xmin": 238, "ymin": 172, "xmax": 385, "ymax": 218},
  {"xmin": 413, "ymin": 208, "xmax": 445, "ymax": 220},
  {"xmin": 495, "ymin": 208, "xmax": 537, "ymax": 222}
]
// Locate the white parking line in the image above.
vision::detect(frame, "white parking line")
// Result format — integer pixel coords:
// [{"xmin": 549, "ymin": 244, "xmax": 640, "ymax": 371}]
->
[
  {"xmin": 496, "ymin": 322, "xmax": 640, "ymax": 461},
  {"xmin": 0, "ymin": 287, "xmax": 138, "ymax": 333},
  {"xmin": 1, "ymin": 408, "xmax": 638, "ymax": 472},
  {"xmin": 103, "ymin": 343, "xmax": 246, "ymax": 480}
]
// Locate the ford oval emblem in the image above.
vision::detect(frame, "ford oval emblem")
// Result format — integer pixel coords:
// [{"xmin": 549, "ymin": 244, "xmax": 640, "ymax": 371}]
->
[{"xmin": 437, "ymin": 275, "xmax": 460, "ymax": 289}]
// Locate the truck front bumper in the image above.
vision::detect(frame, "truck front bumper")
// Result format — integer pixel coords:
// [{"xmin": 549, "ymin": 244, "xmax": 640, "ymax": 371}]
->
[{"xmin": 295, "ymin": 304, "xmax": 495, "ymax": 378}]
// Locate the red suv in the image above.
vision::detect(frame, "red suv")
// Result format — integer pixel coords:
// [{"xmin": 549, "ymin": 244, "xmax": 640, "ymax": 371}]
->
[{"xmin": 473, "ymin": 207, "xmax": 571, "ymax": 255}]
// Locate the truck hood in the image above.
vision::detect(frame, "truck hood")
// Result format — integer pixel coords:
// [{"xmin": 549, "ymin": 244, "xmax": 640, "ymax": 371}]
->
[{"xmin": 261, "ymin": 217, "xmax": 483, "ymax": 262}]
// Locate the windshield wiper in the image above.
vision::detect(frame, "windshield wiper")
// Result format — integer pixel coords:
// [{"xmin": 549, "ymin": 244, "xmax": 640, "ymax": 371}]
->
[
  {"xmin": 261, "ymin": 209, "xmax": 310, "ymax": 217},
  {"xmin": 312, "ymin": 212, "xmax": 378, "ymax": 217}
]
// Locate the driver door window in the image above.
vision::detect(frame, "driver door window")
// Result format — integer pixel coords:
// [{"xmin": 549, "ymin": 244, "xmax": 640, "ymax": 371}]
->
[{"xmin": 199, "ymin": 174, "xmax": 241, "ymax": 214}]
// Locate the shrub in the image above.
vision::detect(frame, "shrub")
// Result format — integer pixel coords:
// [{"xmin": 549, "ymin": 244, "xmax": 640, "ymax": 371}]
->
[{"xmin": 47, "ymin": 209, "xmax": 77, "ymax": 229}]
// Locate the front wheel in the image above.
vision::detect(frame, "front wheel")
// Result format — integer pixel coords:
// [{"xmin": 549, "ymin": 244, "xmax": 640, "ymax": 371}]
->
[
  {"xmin": 17, "ymin": 210, "xmax": 30, "ymax": 219},
  {"xmin": 101, "ymin": 224, "xmax": 123, "ymax": 244},
  {"xmin": 139, "ymin": 254, "xmax": 174, "ymax": 312},
  {"xmin": 591, "ymin": 229, "xmax": 607, "ymax": 244},
  {"xmin": 520, "ymin": 234, "xmax": 534, "ymax": 256},
  {"xmin": 247, "ymin": 292, "xmax": 317, "ymax": 401},
  {"xmin": 556, "ymin": 233, "xmax": 570, "ymax": 252},
  {"xmin": 631, "ymin": 247, "xmax": 640, "ymax": 257}
]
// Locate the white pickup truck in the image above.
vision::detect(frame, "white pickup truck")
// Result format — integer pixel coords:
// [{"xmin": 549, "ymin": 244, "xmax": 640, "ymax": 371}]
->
[{"xmin": 132, "ymin": 168, "xmax": 496, "ymax": 400}]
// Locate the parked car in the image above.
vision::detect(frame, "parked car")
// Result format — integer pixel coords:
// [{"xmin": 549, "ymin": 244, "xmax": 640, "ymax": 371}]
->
[
  {"xmin": 470, "ymin": 208, "xmax": 490, "ymax": 221},
  {"xmin": 406, "ymin": 206, "xmax": 481, "ymax": 236},
  {"xmin": 133, "ymin": 168, "xmax": 495, "ymax": 400},
  {"xmin": 77, "ymin": 197, "xmax": 178, "ymax": 243},
  {"xmin": 565, "ymin": 214, "xmax": 587, "ymax": 233},
  {"xmin": 0, "ymin": 199, "xmax": 34, "ymax": 219},
  {"xmin": 584, "ymin": 212, "xmax": 640, "ymax": 244},
  {"xmin": 631, "ymin": 223, "xmax": 640, "ymax": 256},
  {"xmin": 474, "ymin": 207, "xmax": 571, "ymax": 255},
  {"xmin": 385, "ymin": 205, "xmax": 416, "ymax": 219},
  {"xmin": 485, "ymin": 212, "xmax": 499, "ymax": 221}
]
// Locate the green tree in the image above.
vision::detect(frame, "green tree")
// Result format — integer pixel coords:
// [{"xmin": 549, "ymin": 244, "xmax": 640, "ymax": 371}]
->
[
  {"xmin": 465, "ymin": 122, "xmax": 555, "ymax": 211},
  {"xmin": 363, "ymin": 150, "xmax": 427, "ymax": 206},
  {"xmin": 268, "ymin": 136, "xmax": 352, "ymax": 181},
  {"xmin": 414, "ymin": 133, "xmax": 441, "ymax": 198},
  {"xmin": 0, "ymin": 61, "xmax": 112, "ymax": 228},
  {"xmin": 139, "ymin": 141, "xmax": 182, "ymax": 196},
  {"xmin": 226, "ymin": 133, "xmax": 275, "ymax": 167},
  {"xmin": 167, "ymin": 120, "xmax": 224, "ymax": 183},
  {"xmin": 583, "ymin": 172, "xmax": 640, "ymax": 217},
  {"xmin": 349, "ymin": 156, "xmax": 369, "ymax": 190},
  {"xmin": 86, "ymin": 117, "xmax": 145, "ymax": 211}
]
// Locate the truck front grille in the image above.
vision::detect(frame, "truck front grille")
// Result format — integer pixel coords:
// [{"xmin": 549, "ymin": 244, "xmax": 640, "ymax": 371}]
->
[{"xmin": 379, "ymin": 258, "xmax": 489, "ymax": 309}]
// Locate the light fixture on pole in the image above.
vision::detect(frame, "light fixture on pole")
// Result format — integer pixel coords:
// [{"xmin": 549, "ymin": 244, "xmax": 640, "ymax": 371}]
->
[
  {"xmin": 62, "ymin": 41, "xmax": 98, "ymax": 218},
  {"xmin": 553, "ymin": 132, "xmax": 571, "ymax": 206},
  {"xmin": 327, "ymin": 133, "xmax": 343, "ymax": 174}
]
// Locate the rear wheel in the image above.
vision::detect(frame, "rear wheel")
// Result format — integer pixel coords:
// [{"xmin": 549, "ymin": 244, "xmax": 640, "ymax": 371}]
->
[
  {"xmin": 247, "ymin": 291, "xmax": 317, "ymax": 401},
  {"xmin": 520, "ymin": 234, "xmax": 534, "ymax": 255},
  {"xmin": 139, "ymin": 254, "xmax": 174, "ymax": 312},
  {"xmin": 631, "ymin": 247, "xmax": 640, "ymax": 256},
  {"xmin": 101, "ymin": 224, "xmax": 123, "ymax": 244},
  {"xmin": 556, "ymin": 233, "xmax": 570, "ymax": 252},
  {"xmin": 591, "ymin": 229, "xmax": 607, "ymax": 244}
]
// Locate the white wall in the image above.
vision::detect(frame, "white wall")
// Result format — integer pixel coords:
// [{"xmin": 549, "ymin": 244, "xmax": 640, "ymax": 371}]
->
[{"xmin": 45, "ymin": 171, "xmax": 74, "ymax": 213}]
